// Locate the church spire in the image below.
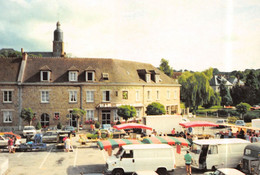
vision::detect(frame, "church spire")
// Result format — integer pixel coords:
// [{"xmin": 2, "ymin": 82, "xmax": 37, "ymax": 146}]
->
[{"xmin": 53, "ymin": 21, "xmax": 64, "ymax": 57}]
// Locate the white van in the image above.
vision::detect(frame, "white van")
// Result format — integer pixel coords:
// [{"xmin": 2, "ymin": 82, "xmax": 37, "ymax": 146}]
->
[
  {"xmin": 190, "ymin": 138, "xmax": 250, "ymax": 170},
  {"xmin": 106, "ymin": 144, "xmax": 175, "ymax": 175}
]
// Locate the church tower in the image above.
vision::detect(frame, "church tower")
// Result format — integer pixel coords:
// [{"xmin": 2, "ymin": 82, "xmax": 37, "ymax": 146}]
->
[{"xmin": 53, "ymin": 21, "xmax": 64, "ymax": 57}]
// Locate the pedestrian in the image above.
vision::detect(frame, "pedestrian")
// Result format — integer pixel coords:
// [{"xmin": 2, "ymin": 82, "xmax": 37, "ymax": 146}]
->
[
  {"xmin": 171, "ymin": 128, "xmax": 175, "ymax": 136},
  {"xmin": 12, "ymin": 136, "xmax": 16, "ymax": 153},
  {"xmin": 8, "ymin": 137, "xmax": 14, "ymax": 153},
  {"xmin": 98, "ymin": 129, "xmax": 102, "ymax": 140},
  {"xmin": 64, "ymin": 137, "xmax": 71, "ymax": 152},
  {"xmin": 184, "ymin": 150, "xmax": 192, "ymax": 175}
]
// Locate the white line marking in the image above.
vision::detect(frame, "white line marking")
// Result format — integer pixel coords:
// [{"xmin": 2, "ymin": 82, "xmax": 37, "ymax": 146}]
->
[
  {"xmin": 73, "ymin": 147, "xmax": 78, "ymax": 167},
  {"xmin": 17, "ymin": 152, "xmax": 24, "ymax": 158},
  {"xmin": 39, "ymin": 147, "xmax": 53, "ymax": 169}
]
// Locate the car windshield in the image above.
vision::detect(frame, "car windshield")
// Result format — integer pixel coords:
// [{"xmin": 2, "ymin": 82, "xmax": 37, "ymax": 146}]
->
[
  {"xmin": 24, "ymin": 127, "xmax": 35, "ymax": 130},
  {"xmin": 191, "ymin": 143, "xmax": 201, "ymax": 154},
  {"xmin": 217, "ymin": 120, "xmax": 224, "ymax": 123}
]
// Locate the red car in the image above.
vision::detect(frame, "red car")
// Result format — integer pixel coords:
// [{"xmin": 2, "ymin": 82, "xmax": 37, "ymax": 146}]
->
[{"xmin": 251, "ymin": 105, "xmax": 260, "ymax": 110}]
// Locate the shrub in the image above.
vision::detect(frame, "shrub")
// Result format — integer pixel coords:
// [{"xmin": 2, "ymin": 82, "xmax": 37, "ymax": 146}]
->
[
  {"xmin": 57, "ymin": 122, "xmax": 62, "ymax": 129},
  {"xmin": 35, "ymin": 122, "xmax": 42, "ymax": 130},
  {"xmin": 217, "ymin": 109, "xmax": 229, "ymax": 117},
  {"xmin": 227, "ymin": 116, "xmax": 238, "ymax": 124},
  {"xmin": 244, "ymin": 111, "xmax": 260, "ymax": 122},
  {"xmin": 117, "ymin": 105, "xmax": 136, "ymax": 121},
  {"xmin": 95, "ymin": 121, "xmax": 100, "ymax": 129},
  {"xmin": 145, "ymin": 102, "xmax": 166, "ymax": 115},
  {"xmin": 236, "ymin": 103, "xmax": 251, "ymax": 116}
]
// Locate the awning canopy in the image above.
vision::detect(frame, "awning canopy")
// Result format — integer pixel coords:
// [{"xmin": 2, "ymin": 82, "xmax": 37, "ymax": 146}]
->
[
  {"xmin": 113, "ymin": 123, "xmax": 153, "ymax": 130},
  {"xmin": 179, "ymin": 121, "xmax": 219, "ymax": 128},
  {"xmin": 97, "ymin": 139, "xmax": 143, "ymax": 150},
  {"xmin": 142, "ymin": 136, "xmax": 190, "ymax": 147}
]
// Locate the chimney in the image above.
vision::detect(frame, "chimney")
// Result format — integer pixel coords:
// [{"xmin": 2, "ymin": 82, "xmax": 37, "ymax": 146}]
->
[{"xmin": 22, "ymin": 52, "xmax": 28, "ymax": 61}]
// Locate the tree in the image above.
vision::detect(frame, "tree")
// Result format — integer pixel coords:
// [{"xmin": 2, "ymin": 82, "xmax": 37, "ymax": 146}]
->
[
  {"xmin": 178, "ymin": 68, "xmax": 215, "ymax": 112},
  {"xmin": 145, "ymin": 102, "xmax": 166, "ymax": 115},
  {"xmin": 20, "ymin": 108, "xmax": 35, "ymax": 125},
  {"xmin": 219, "ymin": 80, "xmax": 233, "ymax": 107},
  {"xmin": 71, "ymin": 108, "xmax": 86, "ymax": 132},
  {"xmin": 117, "ymin": 105, "xmax": 136, "ymax": 122},
  {"xmin": 245, "ymin": 70, "xmax": 259, "ymax": 105},
  {"xmin": 159, "ymin": 58, "xmax": 173, "ymax": 77},
  {"xmin": 202, "ymin": 92, "xmax": 221, "ymax": 109},
  {"xmin": 236, "ymin": 102, "xmax": 251, "ymax": 119}
]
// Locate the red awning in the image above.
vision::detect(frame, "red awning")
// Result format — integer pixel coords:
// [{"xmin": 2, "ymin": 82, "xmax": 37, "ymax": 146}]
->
[
  {"xmin": 179, "ymin": 121, "xmax": 219, "ymax": 128},
  {"xmin": 113, "ymin": 123, "xmax": 153, "ymax": 130}
]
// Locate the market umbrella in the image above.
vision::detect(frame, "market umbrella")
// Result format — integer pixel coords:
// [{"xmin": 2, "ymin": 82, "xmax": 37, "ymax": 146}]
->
[
  {"xmin": 142, "ymin": 136, "xmax": 190, "ymax": 147},
  {"xmin": 97, "ymin": 139, "xmax": 143, "ymax": 150},
  {"xmin": 113, "ymin": 123, "xmax": 153, "ymax": 131},
  {"xmin": 179, "ymin": 121, "xmax": 219, "ymax": 128}
]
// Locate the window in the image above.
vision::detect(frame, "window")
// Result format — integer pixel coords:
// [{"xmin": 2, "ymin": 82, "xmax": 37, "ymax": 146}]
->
[
  {"xmin": 86, "ymin": 110, "xmax": 94, "ymax": 121},
  {"xmin": 3, "ymin": 111, "xmax": 12, "ymax": 123},
  {"xmin": 147, "ymin": 90, "xmax": 151, "ymax": 101},
  {"xmin": 136, "ymin": 91, "xmax": 140, "ymax": 101},
  {"xmin": 102, "ymin": 73, "xmax": 109, "ymax": 80},
  {"xmin": 41, "ymin": 71, "xmax": 50, "ymax": 81},
  {"xmin": 69, "ymin": 71, "xmax": 78, "ymax": 81},
  {"xmin": 114, "ymin": 109, "xmax": 120, "ymax": 121},
  {"xmin": 69, "ymin": 91, "xmax": 77, "ymax": 102},
  {"xmin": 156, "ymin": 90, "xmax": 160, "ymax": 100},
  {"xmin": 3, "ymin": 91, "xmax": 12, "ymax": 103},
  {"xmin": 208, "ymin": 145, "xmax": 218, "ymax": 154},
  {"xmin": 174, "ymin": 90, "xmax": 177, "ymax": 99},
  {"xmin": 122, "ymin": 91, "xmax": 128, "ymax": 100},
  {"xmin": 86, "ymin": 91, "xmax": 94, "ymax": 102},
  {"xmin": 41, "ymin": 113, "xmax": 50, "ymax": 127},
  {"xmin": 41, "ymin": 91, "xmax": 49, "ymax": 103},
  {"xmin": 167, "ymin": 90, "xmax": 170, "ymax": 100},
  {"xmin": 136, "ymin": 108, "xmax": 141, "ymax": 118},
  {"xmin": 86, "ymin": 71, "xmax": 95, "ymax": 81},
  {"xmin": 102, "ymin": 91, "xmax": 110, "ymax": 102},
  {"xmin": 54, "ymin": 112, "xmax": 60, "ymax": 120},
  {"xmin": 146, "ymin": 74, "xmax": 151, "ymax": 82}
]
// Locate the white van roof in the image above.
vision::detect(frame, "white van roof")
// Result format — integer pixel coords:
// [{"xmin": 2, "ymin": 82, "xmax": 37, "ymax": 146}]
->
[
  {"xmin": 122, "ymin": 144, "xmax": 172, "ymax": 150},
  {"xmin": 217, "ymin": 168, "xmax": 245, "ymax": 175},
  {"xmin": 193, "ymin": 138, "xmax": 250, "ymax": 145}
]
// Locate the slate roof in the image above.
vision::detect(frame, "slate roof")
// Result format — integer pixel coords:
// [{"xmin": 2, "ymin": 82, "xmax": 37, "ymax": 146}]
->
[
  {"xmin": 0, "ymin": 57, "xmax": 21, "ymax": 82},
  {"xmin": 22, "ymin": 57, "xmax": 178, "ymax": 85},
  {"xmin": 228, "ymin": 77, "xmax": 245, "ymax": 86},
  {"xmin": 210, "ymin": 75, "xmax": 232, "ymax": 86}
]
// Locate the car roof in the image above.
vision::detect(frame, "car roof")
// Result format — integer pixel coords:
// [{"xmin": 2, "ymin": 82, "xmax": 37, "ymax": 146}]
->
[
  {"xmin": 218, "ymin": 168, "xmax": 245, "ymax": 174},
  {"xmin": 193, "ymin": 138, "xmax": 250, "ymax": 145}
]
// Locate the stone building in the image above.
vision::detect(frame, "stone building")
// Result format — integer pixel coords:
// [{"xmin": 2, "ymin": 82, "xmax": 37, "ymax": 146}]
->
[{"xmin": 0, "ymin": 22, "xmax": 181, "ymax": 130}]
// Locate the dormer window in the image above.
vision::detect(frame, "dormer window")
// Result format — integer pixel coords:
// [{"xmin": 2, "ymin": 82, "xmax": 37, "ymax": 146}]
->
[
  {"xmin": 69, "ymin": 71, "xmax": 78, "ymax": 81},
  {"xmin": 146, "ymin": 73, "xmax": 151, "ymax": 83},
  {"xmin": 41, "ymin": 71, "xmax": 51, "ymax": 81},
  {"xmin": 102, "ymin": 73, "xmax": 109, "ymax": 80},
  {"xmin": 86, "ymin": 71, "xmax": 95, "ymax": 81}
]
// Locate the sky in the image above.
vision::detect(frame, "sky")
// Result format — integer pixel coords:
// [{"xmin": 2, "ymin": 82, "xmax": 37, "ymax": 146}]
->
[{"xmin": 0, "ymin": 0, "xmax": 259, "ymax": 72}]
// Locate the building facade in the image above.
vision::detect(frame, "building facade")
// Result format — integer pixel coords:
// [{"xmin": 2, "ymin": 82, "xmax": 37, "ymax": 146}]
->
[{"xmin": 0, "ymin": 23, "xmax": 181, "ymax": 130}]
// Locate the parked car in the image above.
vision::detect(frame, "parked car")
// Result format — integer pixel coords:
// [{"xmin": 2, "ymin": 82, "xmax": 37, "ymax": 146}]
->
[
  {"xmin": 32, "ymin": 131, "xmax": 58, "ymax": 143},
  {"xmin": 22, "ymin": 126, "xmax": 37, "ymax": 137},
  {"xmin": 62, "ymin": 126, "xmax": 76, "ymax": 136},
  {"xmin": 235, "ymin": 120, "xmax": 246, "ymax": 126},
  {"xmin": 0, "ymin": 135, "xmax": 8, "ymax": 148},
  {"xmin": 204, "ymin": 168, "xmax": 245, "ymax": 175},
  {"xmin": 86, "ymin": 129, "xmax": 109, "ymax": 139},
  {"xmin": 251, "ymin": 105, "xmax": 260, "ymax": 111},
  {"xmin": 216, "ymin": 119, "xmax": 227, "ymax": 128},
  {"xmin": 0, "ymin": 132, "xmax": 22, "ymax": 140},
  {"xmin": 180, "ymin": 118, "xmax": 190, "ymax": 123}
]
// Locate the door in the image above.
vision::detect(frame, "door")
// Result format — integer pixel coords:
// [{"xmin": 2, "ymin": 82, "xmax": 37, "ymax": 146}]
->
[
  {"xmin": 119, "ymin": 150, "xmax": 136, "ymax": 172},
  {"xmin": 206, "ymin": 145, "xmax": 219, "ymax": 170},
  {"xmin": 69, "ymin": 110, "xmax": 77, "ymax": 127},
  {"xmin": 199, "ymin": 145, "xmax": 209, "ymax": 169},
  {"xmin": 102, "ymin": 110, "xmax": 111, "ymax": 125},
  {"xmin": 41, "ymin": 113, "xmax": 50, "ymax": 128}
]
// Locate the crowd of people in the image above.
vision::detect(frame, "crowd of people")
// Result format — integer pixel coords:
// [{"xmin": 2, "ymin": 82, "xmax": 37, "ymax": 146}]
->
[{"xmin": 219, "ymin": 128, "xmax": 260, "ymax": 143}]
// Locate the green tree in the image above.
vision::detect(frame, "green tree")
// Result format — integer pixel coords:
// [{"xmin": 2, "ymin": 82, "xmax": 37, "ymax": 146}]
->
[
  {"xmin": 159, "ymin": 58, "xmax": 173, "ymax": 77},
  {"xmin": 245, "ymin": 70, "xmax": 259, "ymax": 105},
  {"xmin": 145, "ymin": 102, "xmax": 166, "ymax": 115},
  {"xmin": 20, "ymin": 108, "xmax": 35, "ymax": 126},
  {"xmin": 202, "ymin": 92, "xmax": 221, "ymax": 109},
  {"xmin": 178, "ymin": 68, "xmax": 215, "ymax": 112},
  {"xmin": 72, "ymin": 108, "xmax": 86, "ymax": 132},
  {"xmin": 219, "ymin": 80, "xmax": 233, "ymax": 107},
  {"xmin": 236, "ymin": 102, "xmax": 251, "ymax": 119},
  {"xmin": 117, "ymin": 105, "xmax": 136, "ymax": 122}
]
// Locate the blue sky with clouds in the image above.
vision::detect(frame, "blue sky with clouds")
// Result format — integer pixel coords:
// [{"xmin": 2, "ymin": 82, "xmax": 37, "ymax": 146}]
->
[{"xmin": 0, "ymin": 0, "xmax": 259, "ymax": 72}]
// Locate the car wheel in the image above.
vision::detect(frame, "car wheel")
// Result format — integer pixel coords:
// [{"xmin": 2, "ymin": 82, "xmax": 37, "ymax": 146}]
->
[
  {"xmin": 156, "ymin": 168, "xmax": 167, "ymax": 175},
  {"xmin": 112, "ymin": 168, "xmax": 124, "ymax": 175}
]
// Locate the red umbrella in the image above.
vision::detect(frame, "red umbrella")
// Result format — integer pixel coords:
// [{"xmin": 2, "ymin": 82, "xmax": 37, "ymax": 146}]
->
[
  {"xmin": 113, "ymin": 123, "xmax": 153, "ymax": 130},
  {"xmin": 179, "ymin": 121, "xmax": 219, "ymax": 128}
]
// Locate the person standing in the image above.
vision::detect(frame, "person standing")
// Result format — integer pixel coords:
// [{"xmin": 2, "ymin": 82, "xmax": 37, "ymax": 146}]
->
[
  {"xmin": 98, "ymin": 129, "xmax": 102, "ymax": 140},
  {"xmin": 171, "ymin": 128, "xmax": 176, "ymax": 136},
  {"xmin": 184, "ymin": 150, "xmax": 192, "ymax": 175},
  {"xmin": 8, "ymin": 137, "xmax": 14, "ymax": 153},
  {"xmin": 64, "ymin": 137, "xmax": 71, "ymax": 152}
]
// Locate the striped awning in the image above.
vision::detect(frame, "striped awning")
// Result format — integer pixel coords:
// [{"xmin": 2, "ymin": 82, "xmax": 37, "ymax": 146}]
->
[
  {"xmin": 142, "ymin": 136, "xmax": 190, "ymax": 147},
  {"xmin": 97, "ymin": 139, "xmax": 143, "ymax": 150}
]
